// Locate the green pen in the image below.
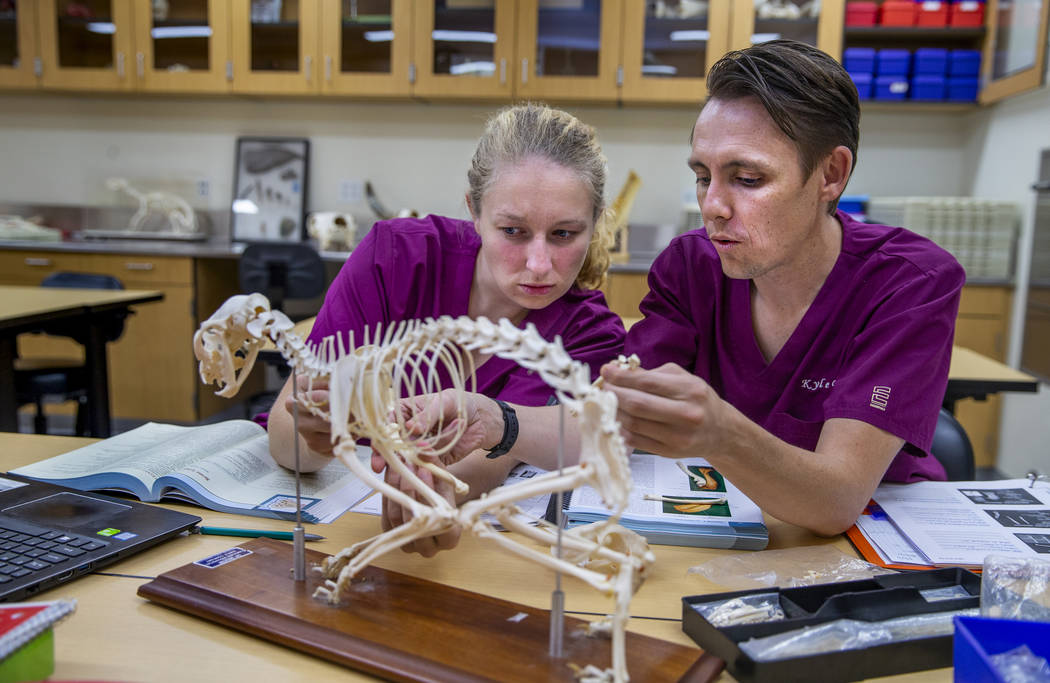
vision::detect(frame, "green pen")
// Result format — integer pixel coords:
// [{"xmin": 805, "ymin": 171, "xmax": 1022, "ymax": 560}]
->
[{"xmin": 192, "ymin": 526, "xmax": 324, "ymax": 542}]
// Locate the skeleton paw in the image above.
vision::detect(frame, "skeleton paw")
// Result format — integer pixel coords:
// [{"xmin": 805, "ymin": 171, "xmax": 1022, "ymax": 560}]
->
[{"xmin": 569, "ymin": 663, "xmax": 617, "ymax": 683}]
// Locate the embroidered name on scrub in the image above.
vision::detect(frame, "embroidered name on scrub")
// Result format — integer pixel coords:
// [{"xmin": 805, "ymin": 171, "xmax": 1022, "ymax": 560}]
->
[
  {"xmin": 870, "ymin": 385, "xmax": 891, "ymax": 411},
  {"xmin": 800, "ymin": 378, "xmax": 836, "ymax": 391}
]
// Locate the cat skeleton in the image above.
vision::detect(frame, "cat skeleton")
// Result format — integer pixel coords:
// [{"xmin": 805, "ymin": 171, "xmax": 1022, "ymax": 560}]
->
[{"xmin": 193, "ymin": 293, "xmax": 653, "ymax": 682}]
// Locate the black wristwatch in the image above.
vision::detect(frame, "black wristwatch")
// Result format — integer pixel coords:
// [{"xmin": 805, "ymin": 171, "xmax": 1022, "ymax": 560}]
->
[{"xmin": 485, "ymin": 399, "xmax": 519, "ymax": 459}]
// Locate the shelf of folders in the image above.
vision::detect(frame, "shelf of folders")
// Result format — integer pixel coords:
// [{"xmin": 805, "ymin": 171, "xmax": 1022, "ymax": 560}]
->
[
  {"xmin": 866, "ymin": 196, "xmax": 1018, "ymax": 279},
  {"xmin": 844, "ymin": 46, "xmax": 981, "ymax": 102}
]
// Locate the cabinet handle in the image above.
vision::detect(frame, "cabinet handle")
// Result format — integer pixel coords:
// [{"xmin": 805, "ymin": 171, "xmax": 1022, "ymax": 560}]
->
[
  {"xmin": 521, "ymin": 58, "xmax": 528, "ymax": 84},
  {"xmin": 226, "ymin": 60, "xmax": 233, "ymax": 81},
  {"xmin": 24, "ymin": 257, "xmax": 52, "ymax": 267},
  {"xmin": 117, "ymin": 52, "xmax": 125, "ymax": 78},
  {"xmin": 123, "ymin": 262, "xmax": 155, "ymax": 271},
  {"xmin": 136, "ymin": 52, "xmax": 144, "ymax": 78},
  {"xmin": 499, "ymin": 58, "xmax": 506, "ymax": 84},
  {"xmin": 33, "ymin": 57, "xmax": 42, "ymax": 78},
  {"xmin": 325, "ymin": 55, "xmax": 332, "ymax": 82},
  {"xmin": 305, "ymin": 55, "xmax": 312, "ymax": 83}
]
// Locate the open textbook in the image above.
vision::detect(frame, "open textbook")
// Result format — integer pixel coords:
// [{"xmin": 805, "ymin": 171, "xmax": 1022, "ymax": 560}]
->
[
  {"xmin": 10, "ymin": 420, "xmax": 375, "ymax": 523},
  {"xmin": 864, "ymin": 478, "xmax": 1050, "ymax": 568},
  {"xmin": 563, "ymin": 453, "xmax": 768, "ymax": 550}
]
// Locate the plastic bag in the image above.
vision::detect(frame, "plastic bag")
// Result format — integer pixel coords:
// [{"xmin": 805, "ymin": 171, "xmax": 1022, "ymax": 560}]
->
[
  {"xmin": 688, "ymin": 544, "xmax": 897, "ymax": 590},
  {"xmin": 982, "ymin": 554, "xmax": 1050, "ymax": 622}
]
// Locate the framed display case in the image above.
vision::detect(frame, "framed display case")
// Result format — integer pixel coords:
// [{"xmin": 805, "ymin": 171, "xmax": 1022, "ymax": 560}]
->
[{"xmin": 231, "ymin": 136, "xmax": 310, "ymax": 243}]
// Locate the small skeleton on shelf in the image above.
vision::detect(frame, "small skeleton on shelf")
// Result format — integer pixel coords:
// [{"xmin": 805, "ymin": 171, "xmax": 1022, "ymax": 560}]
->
[{"xmin": 193, "ymin": 294, "xmax": 654, "ymax": 683}]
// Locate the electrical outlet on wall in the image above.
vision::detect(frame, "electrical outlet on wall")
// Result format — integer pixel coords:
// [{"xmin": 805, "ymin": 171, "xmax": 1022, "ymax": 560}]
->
[{"xmin": 339, "ymin": 179, "xmax": 365, "ymax": 203}]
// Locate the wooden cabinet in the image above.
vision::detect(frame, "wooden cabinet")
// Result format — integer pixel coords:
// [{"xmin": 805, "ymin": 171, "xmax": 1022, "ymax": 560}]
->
[
  {"xmin": 732, "ymin": 0, "xmax": 844, "ymax": 59},
  {"xmin": 411, "ymin": 0, "xmax": 516, "ymax": 100},
  {"xmin": 319, "ymin": 0, "xmax": 413, "ymax": 97},
  {"xmin": 35, "ymin": 0, "xmax": 229, "ymax": 92},
  {"xmin": 0, "ymin": 3, "xmax": 40, "ymax": 88},
  {"xmin": 602, "ymin": 271, "xmax": 649, "ymax": 320},
  {"xmin": 229, "ymin": 0, "xmax": 318, "ymax": 94},
  {"xmin": 954, "ymin": 284, "xmax": 1013, "ymax": 468},
  {"xmin": 0, "ymin": 249, "xmax": 251, "ymax": 425},
  {"xmin": 979, "ymin": 0, "xmax": 1050, "ymax": 103}
]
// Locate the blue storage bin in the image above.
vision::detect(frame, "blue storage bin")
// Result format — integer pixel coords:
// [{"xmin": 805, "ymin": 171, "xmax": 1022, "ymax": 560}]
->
[
  {"xmin": 950, "ymin": 49, "xmax": 982, "ymax": 76},
  {"xmin": 912, "ymin": 75, "xmax": 946, "ymax": 100},
  {"xmin": 877, "ymin": 48, "xmax": 912, "ymax": 75},
  {"xmin": 844, "ymin": 47, "xmax": 876, "ymax": 73},
  {"xmin": 849, "ymin": 71, "xmax": 873, "ymax": 99},
  {"xmin": 914, "ymin": 47, "xmax": 948, "ymax": 75},
  {"xmin": 953, "ymin": 616, "xmax": 1050, "ymax": 682},
  {"xmin": 947, "ymin": 76, "xmax": 978, "ymax": 101},
  {"xmin": 875, "ymin": 75, "xmax": 909, "ymax": 100}
]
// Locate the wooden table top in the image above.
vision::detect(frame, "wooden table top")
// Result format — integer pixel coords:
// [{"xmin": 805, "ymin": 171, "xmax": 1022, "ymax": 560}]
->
[
  {"xmin": 2, "ymin": 433, "xmax": 950, "ymax": 682},
  {"xmin": 0, "ymin": 285, "xmax": 164, "ymax": 325}
]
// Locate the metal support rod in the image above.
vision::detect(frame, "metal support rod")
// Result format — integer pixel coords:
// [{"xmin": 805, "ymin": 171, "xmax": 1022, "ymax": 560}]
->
[
  {"xmin": 549, "ymin": 403, "xmax": 566, "ymax": 658},
  {"xmin": 292, "ymin": 366, "xmax": 306, "ymax": 582}
]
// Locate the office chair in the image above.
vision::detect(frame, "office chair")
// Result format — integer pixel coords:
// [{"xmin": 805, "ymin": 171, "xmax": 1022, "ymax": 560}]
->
[
  {"xmin": 238, "ymin": 243, "xmax": 326, "ymax": 417},
  {"xmin": 929, "ymin": 407, "xmax": 976, "ymax": 481},
  {"xmin": 14, "ymin": 271, "xmax": 128, "ymax": 437}
]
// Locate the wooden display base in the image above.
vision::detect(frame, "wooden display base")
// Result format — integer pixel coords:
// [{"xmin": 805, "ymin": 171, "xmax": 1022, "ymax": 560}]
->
[{"xmin": 138, "ymin": 538, "xmax": 710, "ymax": 682}]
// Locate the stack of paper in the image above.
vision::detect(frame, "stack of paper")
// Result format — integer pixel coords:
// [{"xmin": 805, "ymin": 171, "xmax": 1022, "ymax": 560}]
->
[
  {"xmin": 852, "ymin": 478, "xmax": 1050, "ymax": 569},
  {"xmin": 564, "ymin": 454, "xmax": 768, "ymax": 550}
]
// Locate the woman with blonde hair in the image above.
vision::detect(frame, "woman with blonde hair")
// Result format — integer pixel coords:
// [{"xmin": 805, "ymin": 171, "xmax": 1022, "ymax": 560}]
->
[{"xmin": 268, "ymin": 103, "xmax": 624, "ymax": 555}]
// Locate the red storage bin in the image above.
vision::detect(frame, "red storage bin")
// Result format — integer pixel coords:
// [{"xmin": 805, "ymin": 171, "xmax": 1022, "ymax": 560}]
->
[
  {"xmin": 916, "ymin": 0, "xmax": 949, "ymax": 26},
  {"xmin": 846, "ymin": 1, "xmax": 879, "ymax": 25},
  {"xmin": 880, "ymin": 0, "xmax": 917, "ymax": 25},
  {"xmin": 949, "ymin": 0, "xmax": 986, "ymax": 26}
]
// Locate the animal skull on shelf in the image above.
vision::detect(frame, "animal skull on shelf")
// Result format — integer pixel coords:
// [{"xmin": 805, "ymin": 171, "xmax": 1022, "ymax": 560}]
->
[
  {"xmin": 307, "ymin": 211, "xmax": 357, "ymax": 252},
  {"xmin": 194, "ymin": 293, "xmax": 654, "ymax": 683}
]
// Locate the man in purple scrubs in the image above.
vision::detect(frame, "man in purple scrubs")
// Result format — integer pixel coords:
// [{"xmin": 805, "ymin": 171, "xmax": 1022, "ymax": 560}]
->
[{"xmin": 600, "ymin": 40, "xmax": 965, "ymax": 536}]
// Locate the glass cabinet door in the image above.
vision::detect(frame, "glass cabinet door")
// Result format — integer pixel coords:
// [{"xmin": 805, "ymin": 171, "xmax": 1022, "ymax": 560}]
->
[
  {"xmin": 514, "ymin": 0, "xmax": 621, "ymax": 102},
  {"xmin": 0, "ymin": 2, "xmax": 39, "ymax": 87},
  {"xmin": 136, "ymin": 0, "xmax": 229, "ymax": 92},
  {"xmin": 620, "ymin": 0, "xmax": 732, "ymax": 103},
  {"xmin": 37, "ymin": 0, "xmax": 135, "ymax": 90},
  {"xmin": 320, "ymin": 0, "xmax": 411, "ymax": 95},
  {"xmin": 980, "ymin": 0, "xmax": 1049, "ymax": 102},
  {"xmin": 231, "ymin": 0, "xmax": 320, "ymax": 94},
  {"xmin": 412, "ymin": 0, "xmax": 515, "ymax": 99},
  {"xmin": 730, "ymin": 0, "xmax": 843, "ymax": 59}
]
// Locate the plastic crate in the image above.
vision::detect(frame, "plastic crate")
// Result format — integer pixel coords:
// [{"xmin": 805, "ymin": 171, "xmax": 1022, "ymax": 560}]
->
[
  {"xmin": 877, "ymin": 48, "xmax": 912, "ymax": 75},
  {"xmin": 916, "ymin": 0, "xmax": 950, "ymax": 26},
  {"xmin": 950, "ymin": 0, "xmax": 986, "ymax": 26},
  {"xmin": 875, "ymin": 75, "xmax": 909, "ymax": 99},
  {"xmin": 914, "ymin": 47, "xmax": 948, "ymax": 74},
  {"xmin": 950, "ymin": 49, "xmax": 982, "ymax": 76},
  {"xmin": 849, "ymin": 71, "xmax": 874, "ymax": 99},
  {"xmin": 881, "ymin": 0, "xmax": 917, "ymax": 24},
  {"xmin": 953, "ymin": 616, "xmax": 1050, "ymax": 682},
  {"xmin": 948, "ymin": 76, "xmax": 978, "ymax": 101},
  {"xmin": 846, "ymin": 0, "xmax": 879, "ymax": 25},
  {"xmin": 844, "ymin": 47, "xmax": 876, "ymax": 73},
  {"xmin": 912, "ymin": 75, "xmax": 947, "ymax": 100}
]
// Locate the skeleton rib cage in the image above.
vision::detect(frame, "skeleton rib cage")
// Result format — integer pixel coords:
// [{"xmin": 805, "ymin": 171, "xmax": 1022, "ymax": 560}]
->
[{"xmin": 194, "ymin": 293, "xmax": 654, "ymax": 683}]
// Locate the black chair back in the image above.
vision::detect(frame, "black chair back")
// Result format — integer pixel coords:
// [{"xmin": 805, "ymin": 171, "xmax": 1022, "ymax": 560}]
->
[
  {"xmin": 239, "ymin": 242, "xmax": 325, "ymax": 312},
  {"xmin": 930, "ymin": 408, "xmax": 977, "ymax": 480},
  {"xmin": 40, "ymin": 271, "xmax": 128, "ymax": 343}
]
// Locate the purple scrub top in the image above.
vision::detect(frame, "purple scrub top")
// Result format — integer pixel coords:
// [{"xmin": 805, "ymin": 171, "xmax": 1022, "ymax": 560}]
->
[
  {"xmin": 308, "ymin": 214, "xmax": 625, "ymax": 407},
  {"xmin": 626, "ymin": 210, "xmax": 965, "ymax": 482}
]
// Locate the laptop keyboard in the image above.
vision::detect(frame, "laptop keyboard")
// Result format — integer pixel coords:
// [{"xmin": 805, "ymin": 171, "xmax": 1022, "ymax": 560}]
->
[{"xmin": 0, "ymin": 526, "xmax": 108, "ymax": 583}]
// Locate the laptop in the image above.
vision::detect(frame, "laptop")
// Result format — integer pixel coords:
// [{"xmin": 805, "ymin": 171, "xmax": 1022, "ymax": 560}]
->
[{"xmin": 0, "ymin": 472, "xmax": 201, "ymax": 602}]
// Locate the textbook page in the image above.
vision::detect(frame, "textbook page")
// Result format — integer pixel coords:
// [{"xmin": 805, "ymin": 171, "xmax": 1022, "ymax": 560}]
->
[
  {"xmin": 567, "ymin": 453, "xmax": 765, "ymax": 528},
  {"xmin": 12, "ymin": 421, "xmax": 373, "ymax": 523},
  {"xmin": 872, "ymin": 479, "xmax": 1050, "ymax": 567}
]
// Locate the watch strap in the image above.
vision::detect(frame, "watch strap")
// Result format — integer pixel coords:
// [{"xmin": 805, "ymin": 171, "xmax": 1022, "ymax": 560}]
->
[{"xmin": 485, "ymin": 399, "xmax": 519, "ymax": 459}]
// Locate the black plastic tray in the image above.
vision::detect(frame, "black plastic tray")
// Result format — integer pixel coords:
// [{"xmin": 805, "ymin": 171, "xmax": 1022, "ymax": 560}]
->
[{"xmin": 682, "ymin": 568, "xmax": 980, "ymax": 682}]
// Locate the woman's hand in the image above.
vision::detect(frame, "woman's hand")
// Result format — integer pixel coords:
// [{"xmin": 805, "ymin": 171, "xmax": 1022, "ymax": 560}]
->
[
  {"xmin": 370, "ymin": 389, "xmax": 504, "ymax": 474},
  {"xmin": 379, "ymin": 458, "xmax": 462, "ymax": 557},
  {"xmin": 284, "ymin": 375, "xmax": 337, "ymax": 457}
]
